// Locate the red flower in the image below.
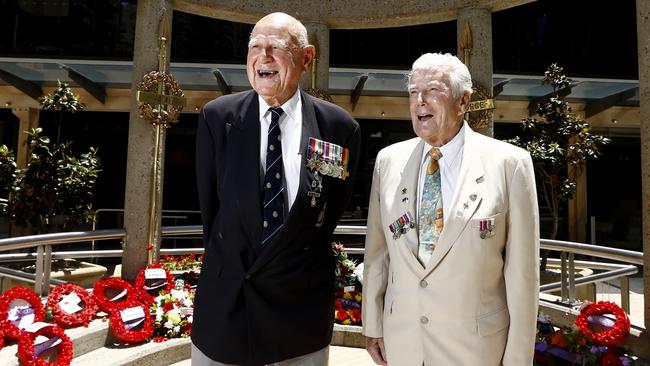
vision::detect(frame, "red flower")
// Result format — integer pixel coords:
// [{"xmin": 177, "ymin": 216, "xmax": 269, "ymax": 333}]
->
[
  {"xmin": 335, "ymin": 299, "xmax": 344, "ymax": 310},
  {"xmin": 575, "ymin": 301, "xmax": 630, "ymax": 346},
  {"xmin": 600, "ymin": 350, "xmax": 623, "ymax": 366},
  {"xmin": 163, "ymin": 302, "xmax": 174, "ymax": 312},
  {"xmin": 17, "ymin": 324, "xmax": 73, "ymax": 366},
  {"xmin": 350, "ymin": 308, "xmax": 362, "ymax": 324},
  {"xmin": 336, "ymin": 310, "xmax": 348, "ymax": 322},
  {"xmin": 550, "ymin": 330, "xmax": 568, "ymax": 348},
  {"xmin": 46, "ymin": 283, "xmax": 98, "ymax": 328},
  {"xmin": 0, "ymin": 329, "xmax": 4, "ymax": 350},
  {"xmin": 147, "ymin": 243, "xmax": 154, "ymax": 251},
  {"xmin": 93, "ymin": 277, "xmax": 139, "ymax": 314},
  {"xmin": 108, "ymin": 299, "xmax": 153, "ymax": 344},
  {"xmin": 0, "ymin": 286, "xmax": 46, "ymax": 340},
  {"xmin": 134, "ymin": 264, "xmax": 175, "ymax": 298}
]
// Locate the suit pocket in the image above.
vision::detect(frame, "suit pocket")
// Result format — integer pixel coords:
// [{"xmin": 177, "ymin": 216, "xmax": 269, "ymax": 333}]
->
[{"xmin": 477, "ymin": 307, "xmax": 509, "ymax": 337}]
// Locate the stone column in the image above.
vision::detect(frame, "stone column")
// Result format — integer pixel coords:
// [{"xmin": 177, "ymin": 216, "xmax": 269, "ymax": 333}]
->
[
  {"xmin": 457, "ymin": 6, "xmax": 493, "ymax": 137},
  {"xmin": 300, "ymin": 21, "xmax": 330, "ymax": 91},
  {"xmin": 637, "ymin": 0, "xmax": 650, "ymax": 329},
  {"xmin": 122, "ymin": 0, "xmax": 172, "ymax": 281},
  {"xmin": 11, "ymin": 107, "xmax": 39, "ymax": 168}
]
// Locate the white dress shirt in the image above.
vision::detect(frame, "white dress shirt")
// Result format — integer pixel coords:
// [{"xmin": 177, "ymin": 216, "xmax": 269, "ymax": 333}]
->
[
  {"xmin": 258, "ymin": 90, "xmax": 302, "ymax": 209},
  {"xmin": 416, "ymin": 123, "xmax": 466, "ymax": 224}
]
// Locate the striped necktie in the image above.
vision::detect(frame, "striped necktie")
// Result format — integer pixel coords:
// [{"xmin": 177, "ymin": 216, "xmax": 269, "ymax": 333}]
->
[
  {"xmin": 418, "ymin": 147, "xmax": 443, "ymax": 265},
  {"xmin": 261, "ymin": 107, "xmax": 285, "ymax": 246}
]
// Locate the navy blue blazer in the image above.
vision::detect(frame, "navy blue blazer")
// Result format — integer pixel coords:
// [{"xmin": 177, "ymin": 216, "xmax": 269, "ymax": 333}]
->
[{"xmin": 192, "ymin": 89, "xmax": 361, "ymax": 365}]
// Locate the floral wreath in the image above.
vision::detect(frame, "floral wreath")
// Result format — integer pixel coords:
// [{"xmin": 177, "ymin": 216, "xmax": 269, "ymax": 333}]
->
[
  {"xmin": 46, "ymin": 284, "xmax": 98, "ymax": 328},
  {"xmin": 0, "ymin": 286, "xmax": 46, "ymax": 340},
  {"xmin": 0, "ymin": 329, "xmax": 4, "ymax": 350},
  {"xmin": 17, "ymin": 324, "xmax": 73, "ymax": 366},
  {"xmin": 334, "ymin": 289, "xmax": 362, "ymax": 326},
  {"xmin": 134, "ymin": 264, "xmax": 175, "ymax": 298},
  {"xmin": 108, "ymin": 299, "xmax": 153, "ymax": 344},
  {"xmin": 93, "ymin": 278, "xmax": 139, "ymax": 314},
  {"xmin": 574, "ymin": 301, "xmax": 630, "ymax": 346},
  {"xmin": 151, "ymin": 288, "xmax": 194, "ymax": 341}
]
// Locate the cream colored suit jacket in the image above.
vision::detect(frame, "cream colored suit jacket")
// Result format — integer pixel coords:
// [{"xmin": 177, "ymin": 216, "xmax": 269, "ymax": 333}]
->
[{"xmin": 362, "ymin": 124, "xmax": 539, "ymax": 366}]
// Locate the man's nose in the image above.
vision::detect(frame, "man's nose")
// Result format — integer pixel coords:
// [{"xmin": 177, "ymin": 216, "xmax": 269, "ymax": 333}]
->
[{"xmin": 417, "ymin": 93, "xmax": 425, "ymax": 105}]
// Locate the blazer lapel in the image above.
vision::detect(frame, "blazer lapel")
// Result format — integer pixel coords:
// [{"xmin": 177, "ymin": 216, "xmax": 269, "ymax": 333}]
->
[
  {"xmin": 228, "ymin": 92, "xmax": 263, "ymax": 248},
  {"xmin": 423, "ymin": 126, "xmax": 486, "ymax": 276},
  {"xmin": 249, "ymin": 91, "xmax": 321, "ymax": 273},
  {"xmin": 392, "ymin": 139, "xmax": 426, "ymax": 275}
]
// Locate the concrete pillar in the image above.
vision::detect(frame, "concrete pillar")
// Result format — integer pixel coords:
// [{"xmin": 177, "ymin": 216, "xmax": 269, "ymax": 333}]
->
[
  {"xmin": 11, "ymin": 107, "xmax": 39, "ymax": 168},
  {"xmin": 457, "ymin": 6, "xmax": 493, "ymax": 137},
  {"xmin": 122, "ymin": 0, "xmax": 172, "ymax": 281},
  {"xmin": 300, "ymin": 21, "xmax": 330, "ymax": 91},
  {"xmin": 637, "ymin": 0, "xmax": 650, "ymax": 329}
]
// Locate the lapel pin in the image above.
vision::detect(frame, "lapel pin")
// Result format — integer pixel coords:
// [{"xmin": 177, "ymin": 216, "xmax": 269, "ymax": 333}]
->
[
  {"xmin": 470, "ymin": 193, "xmax": 477, "ymax": 201},
  {"xmin": 402, "ymin": 197, "xmax": 409, "ymax": 202},
  {"xmin": 401, "ymin": 188, "xmax": 407, "ymax": 194},
  {"xmin": 476, "ymin": 177, "xmax": 484, "ymax": 184},
  {"xmin": 463, "ymin": 202, "xmax": 469, "ymax": 209}
]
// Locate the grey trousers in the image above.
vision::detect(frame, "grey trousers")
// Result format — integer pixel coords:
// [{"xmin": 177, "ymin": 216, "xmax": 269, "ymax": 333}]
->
[{"xmin": 191, "ymin": 342, "xmax": 329, "ymax": 366}]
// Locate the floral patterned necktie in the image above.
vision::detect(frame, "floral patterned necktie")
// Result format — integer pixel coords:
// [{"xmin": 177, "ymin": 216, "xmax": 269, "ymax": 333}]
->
[{"xmin": 418, "ymin": 147, "xmax": 443, "ymax": 266}]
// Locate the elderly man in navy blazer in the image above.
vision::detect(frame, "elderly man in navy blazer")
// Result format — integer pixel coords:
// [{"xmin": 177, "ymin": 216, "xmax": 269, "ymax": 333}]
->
[{"xmin": 192, "ymin": 12, "xmax": 361, "ymax": 366}]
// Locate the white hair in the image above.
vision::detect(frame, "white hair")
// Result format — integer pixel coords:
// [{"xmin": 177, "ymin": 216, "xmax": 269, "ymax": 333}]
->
[
  {"xmin": 249, "ymin": 12, "xmax": 309, "ymax": 49},
  {"xmin": 408, "ymin": 53, "xmax": 473, "ymax": 98}
]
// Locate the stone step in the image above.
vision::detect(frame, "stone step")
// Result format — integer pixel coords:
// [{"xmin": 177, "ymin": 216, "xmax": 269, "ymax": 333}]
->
[
  {"xmin": 0, "ymin": 321, "xmax": 365, "ymax": 365},
  {"xmin": 0, "ymin": 317, "xmax": 110, "ymax": 366},
  {"xmin": 169, "ymin": 359, "xmax": 191, "ymax": 366},
  {"xmin": 71, "ymin": 337, "xmax": 190, "ymax": 366}
]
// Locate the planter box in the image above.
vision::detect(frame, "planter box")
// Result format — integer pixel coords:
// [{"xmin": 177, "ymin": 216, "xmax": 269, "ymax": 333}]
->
[{"xmin": 1, "ymin": 261, "xmax": 107, "ymax": 292}]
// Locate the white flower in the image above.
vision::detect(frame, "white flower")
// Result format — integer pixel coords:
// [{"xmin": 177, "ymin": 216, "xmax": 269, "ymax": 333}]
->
[
  {"xmin": 537, "ymin": 313, "xmax": 552, "ymax": 323},
  {"xmin": 173, "ymin": 325, "xmax": 180, "ymax": 333},
  {"xmin": 164, "ymin": 320, "xmax": 174, "ymax": 329},
  {"xmin": 188, "ymin": 316, "xmax": 193, "ymax": 323}
]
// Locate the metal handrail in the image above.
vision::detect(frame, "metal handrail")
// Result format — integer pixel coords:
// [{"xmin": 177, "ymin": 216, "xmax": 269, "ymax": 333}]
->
[{"xmin": 0, "ymin": 225, "xmax": 643, "ymax": 311}]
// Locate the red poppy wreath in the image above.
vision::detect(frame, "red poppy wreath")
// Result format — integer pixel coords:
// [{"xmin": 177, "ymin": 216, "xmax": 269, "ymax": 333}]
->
[
  {"xmin": 17, "ymin": 323, "xmax": 73, "ymax": 366},
  {"xmin": 0, "ymin": 328, "xmax": 4, "ymax": 350},
  {"xmin": 46, "ymin": 283, "xmax": 98, "ymax": 328},
  {"xmin": 93, "ymin": 278, "xmax": 139, "ymax": 314},
  {"xmin": 574, "ymin": 301, "xmax": 630, "ymax": 346},
  {"xmin": 108, "ymin": 299, "xmax": 153, "ymax": 344},
  {"xmin": 0, "ymin": 286, "xmax": 46, "ymax": 340},
  {"xmin": 134, "ymin": 264, "xmax": 175, "ymax": 297}
]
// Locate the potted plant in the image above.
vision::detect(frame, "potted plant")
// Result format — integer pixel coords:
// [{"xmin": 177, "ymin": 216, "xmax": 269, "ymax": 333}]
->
[
  {"xmin": 1, "ymin": 127, "xmax": 101, "ymax": 234},
  {"xmin": 506, "ymin": 64, "xmax": 610, "ymax": 272}
]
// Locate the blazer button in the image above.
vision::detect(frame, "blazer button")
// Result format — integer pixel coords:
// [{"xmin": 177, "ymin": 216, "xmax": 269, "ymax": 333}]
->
[
  {"xmin": 244, "ymin": 274, "xmax": 251, "ymax": 280},
  {"xmin": 419, "ymin": 280, "xmax": 428, "ymax": 288},
  {"xmin": 420, "ymin": 316, "xmax": 429, "ymax": 324},
  {"xmin": 217, "ymin": 232, "xmax": 224, "ymax": 239}
]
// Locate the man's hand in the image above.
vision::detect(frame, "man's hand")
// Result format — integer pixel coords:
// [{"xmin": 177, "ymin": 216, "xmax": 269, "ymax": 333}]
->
[{"xmin": 366, "ymin": 337, "xmax": 387, "ymax": 365}]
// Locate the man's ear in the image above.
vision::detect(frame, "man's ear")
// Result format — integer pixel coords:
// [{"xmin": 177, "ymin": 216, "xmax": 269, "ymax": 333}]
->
[
  {"xmin": 458, "ymin": 91, "xmax": 471, "ymax": 114},
  {"xmin": 303, "ymin": 45, "xmax": 316, "ymax": 73}
]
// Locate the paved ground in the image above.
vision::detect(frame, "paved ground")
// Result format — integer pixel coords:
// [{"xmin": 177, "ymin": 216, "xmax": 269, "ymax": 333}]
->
[{"xmin": 331, "ymin": 346, "xmax": 375, "ymax": 365}]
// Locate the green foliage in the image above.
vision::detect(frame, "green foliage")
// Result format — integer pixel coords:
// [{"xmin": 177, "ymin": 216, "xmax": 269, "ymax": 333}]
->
[
  {"xmin": 0, "ymin": 145, "xmax": 16, "ymax": 211},
  {"xmin": 506, "ymin": 64, "xmax": 610, "ymax": 244},
  {"xmin": 40, "ymin": 80, "xmax": 85, "ymax": 112},
  {"xmin": 1, "ymin": 128, "xmax": 101, "ymax": 233}
]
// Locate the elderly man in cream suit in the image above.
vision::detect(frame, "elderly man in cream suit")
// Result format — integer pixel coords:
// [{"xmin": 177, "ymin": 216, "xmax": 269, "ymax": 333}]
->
[{"xmin": 362, "ymin": 53, "xmax": 540, "ymax": 366}]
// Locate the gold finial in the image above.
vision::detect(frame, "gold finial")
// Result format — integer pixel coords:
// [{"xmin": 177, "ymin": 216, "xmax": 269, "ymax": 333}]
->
[{"xmin": 460, "ymin": 22, "xmax": 472, "ymax": 66}]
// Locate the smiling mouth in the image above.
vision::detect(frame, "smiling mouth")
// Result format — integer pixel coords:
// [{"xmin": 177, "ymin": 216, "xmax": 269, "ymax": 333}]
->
[
  {"xmin": 418, "ymin": 114, "xmax": 433, "ymax": 121},
  {"xmin": 257, "ymin": 70, "xmax": 278, "ymax": 78}
]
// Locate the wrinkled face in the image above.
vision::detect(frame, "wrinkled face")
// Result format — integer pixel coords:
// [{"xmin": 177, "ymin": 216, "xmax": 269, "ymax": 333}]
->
[
  {"xmin": 246, "ymin": 20, "xmax": 310, "ymax": 106},
  {"xmin": 408, "ymin": 68, "xmax": 464, "ymax": 144}
]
